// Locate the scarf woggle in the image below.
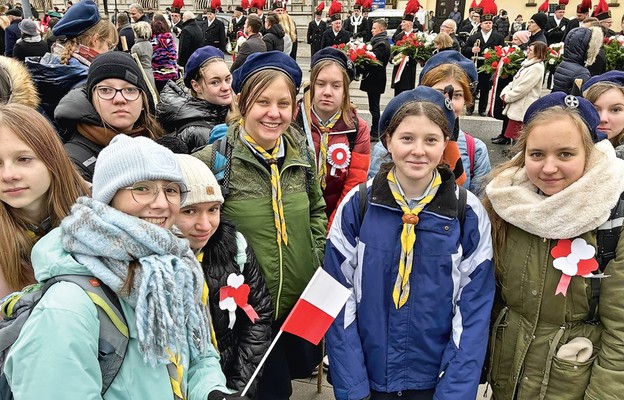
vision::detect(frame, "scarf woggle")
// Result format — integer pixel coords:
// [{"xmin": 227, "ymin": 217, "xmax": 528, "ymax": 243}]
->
[
  {"xmin": 316, "ymin": 111, "xmax": 342, "ymax": 189},
  {"xmin": 387, "ymin": 168, "xmax": 441, "ymax": 308},
  {"xmin": 61, "ymin": 197, "xmax": 212, "ymax": 366}
]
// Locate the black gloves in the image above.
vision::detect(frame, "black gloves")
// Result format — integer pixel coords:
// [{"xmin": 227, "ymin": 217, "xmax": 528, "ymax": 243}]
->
[{"xmin": 207, "ymin": 390, "xmax": 250, "ymax": 400}]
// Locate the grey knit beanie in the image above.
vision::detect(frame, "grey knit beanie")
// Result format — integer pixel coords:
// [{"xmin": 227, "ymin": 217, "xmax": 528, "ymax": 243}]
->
[{"xmin": 92, "ymin": 135, "xmax": 184, "ymax": 205}]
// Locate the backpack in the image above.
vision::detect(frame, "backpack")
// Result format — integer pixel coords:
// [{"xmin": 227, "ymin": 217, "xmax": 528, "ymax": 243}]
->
[
  {"xmin": 0, "ymin": 275, "xmax": 128, "ymax": 400},
  {"xmin": 464, "ymin": 132, "xmax": 476, "ymax": 179}
]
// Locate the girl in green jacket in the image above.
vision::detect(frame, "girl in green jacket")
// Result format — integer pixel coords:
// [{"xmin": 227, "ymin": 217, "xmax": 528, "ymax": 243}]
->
[{"xmin": 483, "ymin": 92, "xmax": 624, "ymax": 400}]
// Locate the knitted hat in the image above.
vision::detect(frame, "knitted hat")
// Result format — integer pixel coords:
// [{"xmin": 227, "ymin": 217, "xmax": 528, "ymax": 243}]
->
[
  {"xmin": 18, "ymin": 19, "xmax": 38, "ymax": 36},
  {"xmin": 582, "ymin": 70, "xmax": 624, "ymax": 91},
  {"xmin": 52, "ymin": 0, "xmax": 100, "ymax": 38},
  {"xmin": 87, "ymin": 52, "xmax": 154, "ymax": 112},
  {"xmin": 312, "ymin": 47, "xmax": 356, "ymax": 82},
  {"xmin": 419, "ymin": 51, "xmax": 478, "ymax": 84},
  {"xmin": 232, "ymin": 50, "xmax": 302, "ymax": 93},
  {"xmin": 175, "ymin": 154, "xmax": 224, "ymax": 208},
  {"xmin": 530, "ymin": 12, "xmax": 547, "ymax": 30},
  {"xmin": 183, "ymin": 45, "xmax": 225, "ymax": 88},
  {"xmin": 6, "ymin": 8, "xmax": 22, "ymax": 17},
  {"xmin": 523, "ymin": 92, "xmax": 607, "ymax": 143},
  {"xmin": 92, "ymin": 135, "xmax": 184, "ymax": 205},
  {"xmin": 555, "ymin": 337, "xmax": 593, "ymax": 362},
  {"xmin": 513, "ymin": 30, "xmax": 531, "ymax": 44},
  {"xmin": 379, "ymin": 86, "xmax": 456, "ymax": 140}
]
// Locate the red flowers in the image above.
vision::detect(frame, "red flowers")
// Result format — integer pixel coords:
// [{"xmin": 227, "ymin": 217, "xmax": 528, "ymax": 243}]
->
[
  {"xmin": 484, "ymin": 52, "xmax": 491, "ymax": 59},
  {"xmin": 491, "ymin": 61, "xmax": 498, "ymax": 68}
]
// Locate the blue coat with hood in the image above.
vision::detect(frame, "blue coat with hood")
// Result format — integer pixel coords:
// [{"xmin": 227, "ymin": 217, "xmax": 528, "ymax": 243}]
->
[
  {"xmin": 552, "ymin": 27, "xmax": 602, "ymax": 94},
  {"xmin": 324, "ymin": 165, "xmax": 495, "ymax": 400}
]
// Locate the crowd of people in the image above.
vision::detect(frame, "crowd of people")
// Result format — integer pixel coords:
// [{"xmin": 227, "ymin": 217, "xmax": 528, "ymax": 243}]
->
[{"xmin": 0, "ymin": 0, "xmax": 623, "ymax": 399}]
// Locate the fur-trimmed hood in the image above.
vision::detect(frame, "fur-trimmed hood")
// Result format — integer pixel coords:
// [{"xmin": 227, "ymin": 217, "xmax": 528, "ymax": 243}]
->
[
  {"xmin": 0, "ymin": 55, "xmax": 40, "ymax": 109},
  {"xmin": 486, "ymin": 140, "xmax": 624, "ymax": 239},
  {"xmin": 562, "ymin": 26, "xmax": 603, "ymax": 67}
]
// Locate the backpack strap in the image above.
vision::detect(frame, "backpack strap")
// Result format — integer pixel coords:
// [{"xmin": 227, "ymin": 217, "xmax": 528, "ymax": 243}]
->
[
  {"xmin": 210, "ymin": 137, "xmax": 233, "ymax": 198},
  {"xmin": 464, "ymin": 132, "xmax": 476, "ymax": 179},
  {"xmin": 64, "ymin": 136, "xmax": 103, "ymax": 176},
  {"xmin": 358, "ymin": 181, "xmax": 368, "ymax": 222},
  {"xmin": 457, "ymin": 186, "xmax": 468, "ymax": 227},
  {"xmin": 584, "ymin": 192, "xmax": 624, "ymax": 324},
  {"xmin": 346, "ymin": 116, "xmax": 359, "ymax": 152}
]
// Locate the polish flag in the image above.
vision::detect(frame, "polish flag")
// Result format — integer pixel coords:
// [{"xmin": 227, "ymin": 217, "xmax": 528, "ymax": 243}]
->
[{"xmin": 281, "ymin": 268, "xmax": 351, "ymax": 345}]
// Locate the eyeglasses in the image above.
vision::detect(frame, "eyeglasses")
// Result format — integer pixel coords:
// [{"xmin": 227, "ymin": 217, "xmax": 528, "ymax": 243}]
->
[
  {"xmin": 122, "ymin": 181, "xmax": 189, "ymax": 205},
  {"xmin": 94, "ymin": 85, "xmax": 142, "ymax": 101}
]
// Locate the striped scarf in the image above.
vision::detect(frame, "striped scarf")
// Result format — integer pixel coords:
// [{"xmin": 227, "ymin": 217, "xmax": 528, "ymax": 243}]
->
[
  {"xmin": 313, "ymin": 110, "xmax": 342, "ymax": 189},
  {"xmin": 243, "ymin": 134, "xmax": 288, "ymax": 246},
  {"xmin": 387, "ymin": 168, "xmax": 442, "ymax": 308}
]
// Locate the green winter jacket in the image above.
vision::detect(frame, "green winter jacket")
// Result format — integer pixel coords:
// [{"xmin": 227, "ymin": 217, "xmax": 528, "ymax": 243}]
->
[
  {"xmin": 485, "ymin": 140, "xmax": 624, "ymax": 400},
  {"xmin": 193, "ymin": 124, "xmax": 327, "ymax": 318},
  {"xmin": 5, "ymin": 228, "xmax": 230, "ymax": 400}
]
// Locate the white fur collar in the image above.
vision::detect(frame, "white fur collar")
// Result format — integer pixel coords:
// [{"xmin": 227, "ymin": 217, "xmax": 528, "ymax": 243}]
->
[{"xmin": 486, "ymin": 140, "xmax": 624, "ymax": 239}]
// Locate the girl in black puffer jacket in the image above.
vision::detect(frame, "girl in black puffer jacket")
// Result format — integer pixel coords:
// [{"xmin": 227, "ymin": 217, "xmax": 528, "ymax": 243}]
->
[
  {"xmin": 174, "ymin": 154, "xmax": 273, "ymax": 399},
  {"xmin": 157, "ymin": 46, "xmax": 233, "ymax": 152}
]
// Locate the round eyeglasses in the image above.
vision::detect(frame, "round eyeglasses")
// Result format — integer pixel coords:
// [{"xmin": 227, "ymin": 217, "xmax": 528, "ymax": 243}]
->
[
  {"xmin": 122, "ymin": 181, "xmax": 188, "ymax": 205},
  {"xmin": 94, "ymin": 85, "xmax": 142, "ymax": 101}
]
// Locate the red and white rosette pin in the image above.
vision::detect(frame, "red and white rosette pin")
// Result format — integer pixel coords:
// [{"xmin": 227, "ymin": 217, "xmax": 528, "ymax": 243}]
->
[
  {"xmin": 327, "ymin": 143, "xmax": 351, "ymax": 175},
  {"xmin": 219, "ymin": 273, "xmax": 260, "ymax": 328},
  {"xmin": 551, "ymin": 238, "xmax": 600, "ymax": 296}
]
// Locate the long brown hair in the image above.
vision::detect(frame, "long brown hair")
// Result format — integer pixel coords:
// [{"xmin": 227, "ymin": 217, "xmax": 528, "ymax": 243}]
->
[
  {"xmin": 482, "ymin": 107, "xmax": 595, "ymax": 271},
  {"xmin": 0, "ymin": 104, "xmax": 90, "ymax": 291},
  {"xmin": 310, "ymin": 59, "xmax": 355, "ymax": 129},
  {"xmin": 59, "ymin": 19, "xmax": 119, "ymax": 65},
  {"xmin": 420, "ymin": 63, "xmax": 474, "ymax": 108},
  {"xmin": 584, "ymin": 82, "xmax": 624, "ymax": 146}
]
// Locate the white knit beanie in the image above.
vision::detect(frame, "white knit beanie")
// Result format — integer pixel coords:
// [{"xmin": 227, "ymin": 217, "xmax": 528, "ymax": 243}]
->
[
  {"xmin": 175, "ymin": 154, "xmax": 224, "ymax": 208},
  {"xmin": 92, "ymin": 135, "xmax": 184, "ymax": 205}
]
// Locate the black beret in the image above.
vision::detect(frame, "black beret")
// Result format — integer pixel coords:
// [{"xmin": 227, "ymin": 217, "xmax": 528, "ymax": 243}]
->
[{"xmin": 312, "ymin": 47, "xmax": 356, "ymax": 82}]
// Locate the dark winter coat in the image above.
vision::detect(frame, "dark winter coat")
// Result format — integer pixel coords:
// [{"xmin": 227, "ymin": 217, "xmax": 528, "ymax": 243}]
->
[
  {"xmin": 4, "ymin": 19, "xmax": 20, "ymax": 56},
  {"xmin": 117, "ymin": 24, "xmax": 135, "ymax": 51},
  {"xmin": 527, "ymin": 29, "xmax": 547, "ymax": 46},
  {"xmin": 202, "ymin": 17, "xmax": 227, "ymax": 52},
  {"xmin": 230, "ymin": 33, "xmax": 266, "ymax": 72},
  {"xmin": 552, "ymin": 27, "xmax": 596, "ymax": 94},
  {"xmin": 493, "ymin": 16, "xmax": 510, "ymax": 38},
  {"xmin": 178, "ymin": 19, "xmax": 204, "ymax": 67},
  {"xmin": 262, "ymin": 23, "xmax": 285, "ymax": 52},
  {"xmin": 12, "ymin": 39, "xmax": 48, "ymax": 61},
  {"xmin": 307, "ymin": 19, "xmax": 327, "ymax": 57},
  {"xmin": 360, "ymin": 31, "xmax": 390, "ymax": 94},
  {"xmin": 200, "ymin": 219, "xmax": 273, "ymax": 398},
  {"xmin": 392, "ymin": 31, "xmax": 420, "ymax": 94},
  {"xmin": 320, "ymin": 28, "xmax": 350, "ymax": 49},
  {"xmin": 545, "ymin": 16, "xmax": 569, "ymax": 45},
  {"xmin": 156, "ymin": 81, "xmax": 229, "ymax": 152},
  {"xmin": 229, "ymin": 15, "xmax": 246, "ymax": 42}
]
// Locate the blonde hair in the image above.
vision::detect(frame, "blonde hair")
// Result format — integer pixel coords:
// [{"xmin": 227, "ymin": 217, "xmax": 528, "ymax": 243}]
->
[
  {"xmin": 132, "ymin": 20, "xmax": 152, "ymax": 40},
  {"xmin": 278, "ymin": 13, "xmax": 297, "ymax": 41},
  {"xmin": 482, "ymin": 107, "xmax": 595, "ymax": 272},
  {"xmin": 433, "ymin": 32, "xmax": 453, "ymax": 50},
  {"xmin": 310, "ymin": 59, "xmax": 355, "ymax": 129},
  {"xmin": 59, "ymin": 18, "xmax": 119, "ymax": 65},
  {"xmin": 0, "ymin": 104, "xmax": 90, "ymax": 292},
  {"xmin": 584, "ymin": 82, "xmax": 624, "ymax": 146}
]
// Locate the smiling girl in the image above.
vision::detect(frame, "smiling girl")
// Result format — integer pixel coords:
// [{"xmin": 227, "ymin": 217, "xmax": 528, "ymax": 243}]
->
[
  {"xmin": 325, "ymin": 87, "xmax": 494, "ymax": 400},
  {"xmin": 484, "ymin": 92, "xmax": 624, "ymax": 399},
  {"xmin": 193, "ymin": 51, "xmax": 327, "ymax": 400}
]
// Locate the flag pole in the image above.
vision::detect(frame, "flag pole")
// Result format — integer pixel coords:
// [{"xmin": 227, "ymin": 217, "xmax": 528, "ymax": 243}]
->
[{"xmin": 241, "ymin": 329, "xmax": 284, "ymax": 397}]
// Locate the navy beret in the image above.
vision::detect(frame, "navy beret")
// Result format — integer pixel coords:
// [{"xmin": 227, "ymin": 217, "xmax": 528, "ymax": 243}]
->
[
  {"xmin": 53, "ymin": 0, "xmax": 100, "ymax": 38},
  {"xmin": 184, "ymin": 45, "xmax": 225, "ymax": 88},
  {"xmin": 232, "ymin": 50, "xmax": 302, "ymax": 94},
  {"xmin": 379, "ymin": 86, "xmax": 456, "ymax": 138},
  {"xmin": 419, "ymin": 51, "xmax": 478, "ymax": 84},
  {"xmin": 523, "ymin": 92, "xmax": 607, "ymax": 143},
  {"xmin": 582, "ymin": 71, "xmax": 624, "ymax": 92},
  {"xmin": 312, "ymin": 47, "xmax": 356, "ymax": 82}
]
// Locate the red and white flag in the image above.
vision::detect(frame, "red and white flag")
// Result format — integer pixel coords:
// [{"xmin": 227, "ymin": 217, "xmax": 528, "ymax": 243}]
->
[{"xmin": 281, "ymin": 268, "xmax": 351, "ymax": 345}]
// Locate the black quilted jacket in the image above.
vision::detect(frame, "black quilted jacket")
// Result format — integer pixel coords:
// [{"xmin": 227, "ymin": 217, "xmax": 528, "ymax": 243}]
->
[
  {"xmin": 156, "ymin": 81, "xmax": 229, "ymax": 152},
  {"xmin": 200, "ymin": 219, "xmax": 273, "ymax": 398}
]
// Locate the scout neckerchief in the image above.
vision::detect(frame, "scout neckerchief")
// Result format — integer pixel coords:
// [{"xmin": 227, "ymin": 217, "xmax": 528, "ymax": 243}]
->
[
  {"xmin": 312, "ymin": 108, "xmax": 342, "ymax": 189},
  {"xmin": 243, "ymin": 133, "xmax": 288, "ymax": 246},
  {"xmin": 387, "ymin": 167, "xmax": 442, "ymax": 308}
]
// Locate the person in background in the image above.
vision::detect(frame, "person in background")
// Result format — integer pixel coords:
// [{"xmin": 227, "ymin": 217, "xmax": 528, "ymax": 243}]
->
[
  {"xmin": 262, "ymin": 12, "xmax": 285, "ymax": 52},
  {"xmin": 307, "ymin": 9, "xmax": 326, "ymax": 64},
  {"xmin": 150, "ymin": 16, "xmax": 178, "ymax": 92},
  {"xmin": 116, "ymin": 12, "xmax": 134, "ymax": 51},
  {"xmin": 484, "ymin": 92, "xmax": 624, "ymax": 400},
  {"xmin": 509, "ymin": 14, "xmax": 526, "ymax": 37},
  {"xmin": 326, "ymin": 86, "xmax": 494, "ymax": 400},
  {"xmin": 493, "ymin": 9, "xmax": 509, "ymax": 39},
  {"xmin": 193, "ymin": 51, "xmax": 327, "ymax": 400},
  {"xmin": 391, "ymin": 14, "xmax": 419, "ymax": 96},
  {"xmin": 129, "ymin": 2, "xmax": 150, "ymax": 23},
  {"xmin": 178, "ymin": 11, "xmax": 204, "ymax": 69},
  {"xmin": 552, "ymin": 26, "xmax": 603, "ymax": 94},
  {"xmin": 344, "ymin": 4, "xmax": 369, "ymax": 40},
  {"xmin": 566, "ymin": 1, "xmax": 590, "ymax": 35},
  {"xmin": 545, "ymin": 4, "xmax": 569, "ymax": 45},
  {"xmin": 43, "ymin": 16, "xmax": 59, "ymax": 50},
  {"xmin": 448, "ymin": 6, "xmax": 461, "ymax": 25},
  {"xmin": 583, "ymin": 71, "xmax": 624, "ymax": 158},
  {"xmin": 0, "ymin": 9, "xmax": 9, "ymax": 55},
  {"xmin": 321, "ymin": 13, "xmax": 349, "ymax": 49},
  {"xmin": 439, "ymin": 18, "xmax": 461, "ymax": 51},
  {"xmin": 57, "ymin": 52, "xmax": 164, "ymax": 182},
  {"xmin": 170, "ymin": 6, "xmax": 183, "ymax": 37},
  {"xmin": 433, "ymin": 32, "xmax": 454, "ymax": 52},
  {"xmin": 12, "ymin": 19, "xmax": 47, "ymax": 61},
  {"xmin": 4, "ymin": 7, "xmax": 22, "ymax": 57},
  {"xmin": 131, "ymin": 21, "xmax": 156, "ymax": 91},
  {"xmin": 427, "ymin": 10, "xmax": 435, "ymax": 32},
  {"xmin": 526, "ymin": 12, "xmax": 547, "ymax": 45},
  {"xmin": 202, "ymin": 6, "xmax": 227, "ymax": 52},
  {"xmin": 279, "ymin": 8, "xmax": 298, "ymax": 60},
  {"xmin": 157, "ymin": 46, "xmax": 232, "ymax": 152},
  {"xmin": 295, "ymin": 47, "xmax": 370, "ymax": 224},
  {"xmin": 231, "ymin": 15, "xmax": 266, "ymax": 73},
  {"xmin": 0, "ymin": 103, "xmax": 90, "ymax": 299},
  {"xmin": 174, "ymin": 154, "xmax": 273, "ymax": 398}
]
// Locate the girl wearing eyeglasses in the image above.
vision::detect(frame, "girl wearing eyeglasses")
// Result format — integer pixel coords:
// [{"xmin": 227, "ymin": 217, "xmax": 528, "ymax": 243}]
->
[
  {"xmin": 55, "ymin": 51, "xmax": 165, "ymax": 182},
  {"xmin": 4, "ymin": 134, "xmax": 250, "ymax": 400},
  {"xmin": 0, "ymin": 104, "xmax": 90, "ymax": 299}
]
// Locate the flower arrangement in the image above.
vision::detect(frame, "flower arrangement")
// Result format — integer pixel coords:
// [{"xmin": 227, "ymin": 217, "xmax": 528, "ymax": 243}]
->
[
  {"xmin": 391, "ymin": 33, "xmax": 436, "ymax": 64},
  {"xmin": 604, "ymin": 35, "xmax": 624, "ymax": 72},
  {"xmin": 546, "ymin": 42, "xmax": 564, "ymax": 69},
  {"xmin": 332, "ymin": 41, "xmax": 381, "ymax": 67},
  {"xmin": 478, "ymin": 45, "xmax": 503, "ymax": 75},
  {"xmin": 499, "ymin": 46, "xmax": 526, "ymax": 77}
]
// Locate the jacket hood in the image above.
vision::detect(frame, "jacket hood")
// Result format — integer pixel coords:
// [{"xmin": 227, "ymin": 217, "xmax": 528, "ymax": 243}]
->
[
  {"xmin": 156, "ymin": 81, "xmax": 230, "ymax": 133},
  {"xmin": 563, "ymin": 27, "xmax": 603, "ymax": 66},
  {"xmin": 54, "ymin": 86, "xmax": 103, "ymax": 129},
  {"xmin": 267, "ymin": 23, "xmax": 285, "ymax": 38},
  {"xmin": 0, "ymin": 56, "xmax": 40, "ymax": 109},
  {"xmin": 31, "ymin": 227, "xmax": 91, "ymax": 281}
]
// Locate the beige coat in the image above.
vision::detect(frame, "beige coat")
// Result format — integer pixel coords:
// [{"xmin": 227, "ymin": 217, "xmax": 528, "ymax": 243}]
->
[{"xmin": 501, "ymin": 58, "xmax": 544, "ymax": 122}]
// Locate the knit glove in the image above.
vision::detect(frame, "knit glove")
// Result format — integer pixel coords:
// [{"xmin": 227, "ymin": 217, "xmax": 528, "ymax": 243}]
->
[{"xmin": 207, "ymin": 390, "xmax": 250, "ymax": 400}]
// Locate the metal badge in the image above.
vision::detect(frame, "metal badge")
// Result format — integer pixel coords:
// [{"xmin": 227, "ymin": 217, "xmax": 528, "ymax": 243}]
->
[{"xmin": 564, "ymin": 95, "xmax": 580, "ymax": 109}]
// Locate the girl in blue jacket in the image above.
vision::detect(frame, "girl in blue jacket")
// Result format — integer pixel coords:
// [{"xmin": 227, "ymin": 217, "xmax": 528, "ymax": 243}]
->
[{"xmin": 324, "ymin": 87, "xmax": 495, "ymax": 400}]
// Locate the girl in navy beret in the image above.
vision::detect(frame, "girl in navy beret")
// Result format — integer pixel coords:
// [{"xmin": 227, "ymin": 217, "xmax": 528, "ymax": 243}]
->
[
  {"xmin": 484, "ymin": 93, "xmax": 624, "ymax": 399},
  {"xmin": 193, "ymin": 51, "xmax": 327, "ymax": 400}
]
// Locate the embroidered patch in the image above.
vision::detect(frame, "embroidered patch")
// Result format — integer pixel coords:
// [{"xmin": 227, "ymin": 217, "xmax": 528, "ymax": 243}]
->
[{"xmin": 206, "ymin": 186, "xmax": 214, "ymax": 195}]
